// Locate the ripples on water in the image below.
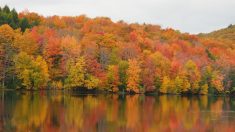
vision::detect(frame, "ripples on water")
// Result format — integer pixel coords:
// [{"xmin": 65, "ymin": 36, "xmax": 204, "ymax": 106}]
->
[{"xmin": 0, "ymin": 91, "xmax": 235, "ymax": 132}]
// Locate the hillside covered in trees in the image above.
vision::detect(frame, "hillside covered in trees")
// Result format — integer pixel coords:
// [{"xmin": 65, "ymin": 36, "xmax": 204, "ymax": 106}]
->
[
  {"xmin": 0, "ymin": 5, "xmax": 235, "ymax": 94},
  {"xmin": 200, "ymin": 24, "xmax": 235, "ymax": 42}
]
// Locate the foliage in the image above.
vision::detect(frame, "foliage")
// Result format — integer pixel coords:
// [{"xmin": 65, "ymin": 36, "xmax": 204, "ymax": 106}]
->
[
  {"xmin": 202, "ymin": 24, "xmax": 235, "ymax": 41},
  {"xmin": 14, "ymin": 29, "xmax": 39, "ymax": 55},
  {"xmin": 0, "ymin": 24, "xmax": 16, "ymax": 88},
  {"xmin": 127, "ymin": 59, "xmax": 142, "ymax": 93},
  {"xmin": 184, "ymin": 60, "xmax": 201, "ymax": 94},
  {"xmin": 107, "ymin": 65, "xmax": 120, "ymax": 92},
  {"xmin": 200, "ymin": 83, "xmax": 208, "ymax": 95},
  {"xmin": 0, "ymin": 5, "xmax": 38, "ymax": 31},
  {"xmin": 64, "ymin": 57, "xmax": 99, "ymax": 89},
  {"xmin": 14, "ymin": 52, "xmax": 49, "ymax": 89},
  {"xmin": 118, "ymin": 60, "xmax": 129, "ymax": 91},
  {"xmin": 174, "ymin": 76, "xmax": 184, "ymax": 94},
  {"xmin": 160, "ymin": 76, "xmax": 170, "ymax": 94},
  {"xmin": 0, "ymin": 5, "xmax": 234, "ymax": 94},
  {"xmin": 50, "ymin": 80, "xmax": 63, "ymax": 89},
  {"xmin": 64, "ymin": 57, "xmax": 86, "ymax": 88}
]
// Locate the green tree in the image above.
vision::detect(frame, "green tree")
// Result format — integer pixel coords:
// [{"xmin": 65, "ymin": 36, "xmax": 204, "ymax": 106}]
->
[
  {"xmin": 118, "ymin": 60, "xmax": 128, "ymax": 92},
  {"xmin": 8, "ymin": 8, "xmax": 19, "ymax": 29},
  {"xmin": 0, "ymin": 5, "xmax": 39, "ymax": 30},
  {"xmin": 3, "ymin": 5, "xmax": 10, "ymax": 13},
  {"xmin": 19, "ymin": 18, "xmax": 30, "ymax": 32},
  {"xmin": 206, "ymin": 49, "xmax": 216, "ymax": 61}
]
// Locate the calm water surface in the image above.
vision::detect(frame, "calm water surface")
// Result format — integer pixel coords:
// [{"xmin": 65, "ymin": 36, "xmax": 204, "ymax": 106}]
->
[{"xmin": 0, "ymin": 91, "xmax": 235, "ymax": 132}]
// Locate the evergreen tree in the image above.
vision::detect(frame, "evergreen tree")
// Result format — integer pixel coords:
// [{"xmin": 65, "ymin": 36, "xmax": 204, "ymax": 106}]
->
[{"xmin": 19, "ymin": 18, "xmax": 30, "ymax": 32}]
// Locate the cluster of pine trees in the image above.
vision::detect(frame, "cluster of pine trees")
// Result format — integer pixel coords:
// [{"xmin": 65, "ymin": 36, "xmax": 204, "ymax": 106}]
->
[
  {"xmin": 0, "ymin": 5, "xmax": 39, "ymax": 31},
  {"xmin": 0, "ymin": 6, "xmax": 234, "ymax": 94}
]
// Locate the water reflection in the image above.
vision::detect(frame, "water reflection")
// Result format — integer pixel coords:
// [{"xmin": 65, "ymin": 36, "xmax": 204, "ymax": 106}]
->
[{"xmin": 1, "ymin": 91, "xmax": 235, "ymax": 131}]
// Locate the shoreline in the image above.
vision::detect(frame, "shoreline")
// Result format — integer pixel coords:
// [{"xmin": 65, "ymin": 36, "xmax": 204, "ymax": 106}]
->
[{"xmin": 0, "ymin": 88, "xmax": 233, "ymax": 97}]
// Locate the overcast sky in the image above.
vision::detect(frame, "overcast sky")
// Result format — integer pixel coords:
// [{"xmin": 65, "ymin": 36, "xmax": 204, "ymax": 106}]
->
[{"xmin": 1, "ymin": 0, "xmax": 235, "ymax": 34}]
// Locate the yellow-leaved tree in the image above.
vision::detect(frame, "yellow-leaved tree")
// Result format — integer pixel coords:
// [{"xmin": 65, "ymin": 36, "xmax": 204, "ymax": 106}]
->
[
  {"xmin": 107, "ymin": 65, "xmax": 120, "ymax": 92},
  {"xmin": 160, "ymin": 76, "xmax": 170, "ymax": 93},
  {"xmin": 13, "ymin": 30, "xmax": 39, "ymax": 55},
  {"xmin": 65, "ymin": 56, "xmax": 99, "ymax": 89},
  {"xmin": 127, "ymin": 59, "xmax": 142, "ymax": 93},
  {"xmin": 14, "ymin": 52, "xmax": 49, "ymax": 89},
  {"xmin": 184, "ymin": 60, "xmax": 201, "ymax": 94}
]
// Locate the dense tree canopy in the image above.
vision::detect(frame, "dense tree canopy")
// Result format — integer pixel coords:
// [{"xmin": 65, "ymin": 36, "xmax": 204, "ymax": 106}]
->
[
  {"xmin": 0, "ymin": 5, "xmax": 40, "ymax": 32},
  {"xmin": 0, "ymin": 5, "xmax": 234, "ymax": 94}
]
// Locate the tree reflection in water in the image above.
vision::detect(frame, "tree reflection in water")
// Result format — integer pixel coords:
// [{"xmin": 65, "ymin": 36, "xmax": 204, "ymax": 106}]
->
[{"xmin": 1, "ymin": 91, "xmax": 235, "ymax": 131}]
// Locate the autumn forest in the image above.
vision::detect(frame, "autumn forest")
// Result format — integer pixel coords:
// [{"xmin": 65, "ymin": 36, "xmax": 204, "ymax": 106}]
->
[{"xmin": 0, "ymin": 5, "xmax": 235, "ymax": 95}]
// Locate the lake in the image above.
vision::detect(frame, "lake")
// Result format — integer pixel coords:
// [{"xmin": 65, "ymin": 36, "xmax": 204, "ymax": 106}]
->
[{"xmin": 0, "ymin": 91, "xmax": 235, "ymax": 132}]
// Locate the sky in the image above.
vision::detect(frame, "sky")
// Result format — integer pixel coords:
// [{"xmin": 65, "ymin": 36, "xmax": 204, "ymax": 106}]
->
[{"xmin": 1, "ymin": 0, "xmax": 235, "ymax": 34}]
